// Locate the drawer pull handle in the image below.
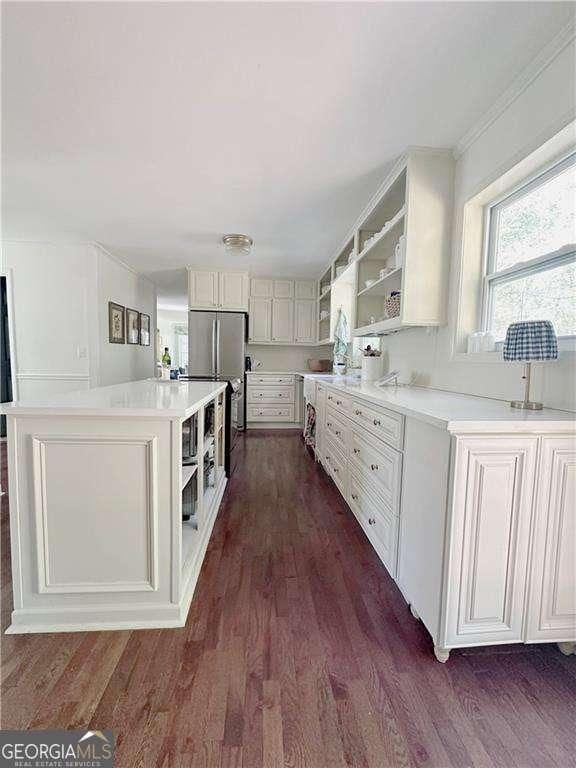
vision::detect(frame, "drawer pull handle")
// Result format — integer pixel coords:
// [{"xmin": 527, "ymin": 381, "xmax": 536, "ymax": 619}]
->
[
  {"xmin": 336, "ymin": 400, "xmax": 342, "ymax": 405},
  {"xmin": 355, "ymin": 409, "xmax": 362, "ymax": 415},
  {"xmin": 371, "ymin": 464, "xmax": 379, "ymax": 471},
  {"xmin": 327, "ymin": 421, "xmax": 332, "ymax": 427},
  {"xmin": 373, "ymin": 419, "xmax": 381, "ymax": 426},
  {"xmin": 368, "ymin": 518, "xmax": 376, "ymax": 525},
  {"xmin": 353, "ymin": 448, "xmax": 360, "ymax": 454},
  {"xmin": 333, "ymin": 467, "xmax": 339, "ymax": 473},
  {"xmin": 351, "ymin": 493, "xmax": 358, "ymax": 500},
  {"xmin": 328, "ymin": 395, "xmax": 333, "ymax": 401},
  {"xmin": 335, "ymin": 430, "xmax": 341, "ymax": 436}
]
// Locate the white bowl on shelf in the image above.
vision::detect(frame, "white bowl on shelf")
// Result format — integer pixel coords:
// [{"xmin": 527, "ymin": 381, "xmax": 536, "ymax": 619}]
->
[{"xmin": 364, "ymin": 278, "xmax": 377, "ymax": 289}]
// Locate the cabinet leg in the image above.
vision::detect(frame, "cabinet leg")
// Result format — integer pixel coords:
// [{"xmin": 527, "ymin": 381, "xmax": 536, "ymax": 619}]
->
[
  {"xmin": 557, "ymin": 642, "xmax": 575, "ymax": 656},
  {"xmin": 433, "ymin": 646, "xmax": 450, "ymax": 663},
  {"xmin": 409, "ymin": 604, "xmax": 420, "ymax": 620}
]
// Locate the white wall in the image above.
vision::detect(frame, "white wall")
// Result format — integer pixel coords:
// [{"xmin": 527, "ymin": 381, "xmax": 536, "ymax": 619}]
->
[
  {"xmin": 97, "ymin": 247, "xmax": 156, "ymax": 386},
  {"xmin": 247, "ymin": 344, "xmax": 331, "ymax": 372},
  {"xmin": 1, "ymin": 241, "xmax": 156, "ymax": 398},
  {"xmin": 381, "ymin": 37, "xmax": 576, "ymax": 412}
]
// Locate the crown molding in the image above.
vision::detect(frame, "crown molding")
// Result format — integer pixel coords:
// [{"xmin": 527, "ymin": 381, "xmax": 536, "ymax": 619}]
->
[
  {"xmin": 1, "ymin": 238, "xmax": 156, "ymax": 288},
  {"xmin": 454, "ymin": 20, "xmax": 576, "ymax": 160}
]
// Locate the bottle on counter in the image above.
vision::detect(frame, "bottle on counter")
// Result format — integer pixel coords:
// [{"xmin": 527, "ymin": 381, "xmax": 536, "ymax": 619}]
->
[{"xmin": 161, "ymin": 347, "xmax": 171, "ymax": 380}]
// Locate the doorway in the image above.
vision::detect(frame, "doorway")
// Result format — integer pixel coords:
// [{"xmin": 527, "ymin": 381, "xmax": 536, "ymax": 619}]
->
[{"xmin": 1, "ymin": 276, "xmax": 13, "ymax": 438}]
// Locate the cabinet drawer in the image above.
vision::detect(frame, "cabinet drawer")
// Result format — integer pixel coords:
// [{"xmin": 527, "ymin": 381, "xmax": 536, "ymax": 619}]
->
[
  {"xmin": 326, "ymin": 389, "xmax": 352, "ymax": 415},
  {"xmin": 247, "ymin": 386, "xmax": 294, "ymax": 404},
  {"xmin": 323, "ymin": 438, "xmax": 348, "ymax": 498},
  {"xmin": 249, "ymin": 374, "xmax": 295, "ymax": 386},
  {"xmin": 247, "ymin": 405, "xmax": 295, "ymax": 422},
  {"xmin": 351, "ymin": 399, "xmax": 404, "ymax": 450},
  {"xmin": 349, "ymin": 470, "xmax": 398, "ymax": 578},
  {"xmin": 350, "ymin": 428, "xmax": 402, "ymax": 514},
  {"xmin": 325, "ymin": 406, "xmax": 350, "ymax": 456}
]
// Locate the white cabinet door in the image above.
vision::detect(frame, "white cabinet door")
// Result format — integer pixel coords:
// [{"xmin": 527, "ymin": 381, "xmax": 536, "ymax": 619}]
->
[
  {"xmin": 294, "ymin": 300, "xmax": 316, "ymax": 344},
  {"xmin": 442, "ymin": 436, "xmax": 537, "ymax": 647},
  {"xmin": 189, "ymin": 270, "xmax": 218, "ymax": 308},
  {"xmin": 271, "ymin": 299, "xmax": 294, "ymax": 343},
  {"xmin": 295, "ymin": 280, "xmax": 316, "ymax": 300},
  {"xmin": 219, "ymin": 272, "xmax": 248, "ymax": 310},
  {"xmin": 273, "ymin": 280, "xmax": 294, "ymax": 299},
  {"xmin": 248, "ymin": 298, "xmax": 272, "ymax": 342},
  {"xmin": 250, "ymin": 278, "xmax": 273, "ymax": 298},
  {"xmin": 526, "ymin": 436, "xmax": 576, "ymax": 643}
]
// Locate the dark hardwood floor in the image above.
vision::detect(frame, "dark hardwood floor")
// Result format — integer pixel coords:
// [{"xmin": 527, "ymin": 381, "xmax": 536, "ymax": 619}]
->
[{"xmin": 1, "ymin": 431, "xmax": 575, "ymax": 767}]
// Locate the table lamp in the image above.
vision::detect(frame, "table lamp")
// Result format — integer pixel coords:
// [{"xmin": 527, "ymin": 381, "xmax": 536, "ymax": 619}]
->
[{"xmin": 503, "ymin": 320, "xmax": 558, "ymax": 410}]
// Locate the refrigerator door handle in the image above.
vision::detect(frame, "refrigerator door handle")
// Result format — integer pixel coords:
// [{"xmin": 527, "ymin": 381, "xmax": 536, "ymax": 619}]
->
[{"xmin": 212, "ymin": 319, "xmax": 218, "ymax": 378}]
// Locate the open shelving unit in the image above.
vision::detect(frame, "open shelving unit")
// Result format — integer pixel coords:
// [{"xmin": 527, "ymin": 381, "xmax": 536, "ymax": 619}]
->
[
  {"xmin": 180, "ymin": 390, "xmax": 226, "ymax": 579},
  {"xmin": 313, "ymin": 148, "xmax": 453, "ymax": 342}
]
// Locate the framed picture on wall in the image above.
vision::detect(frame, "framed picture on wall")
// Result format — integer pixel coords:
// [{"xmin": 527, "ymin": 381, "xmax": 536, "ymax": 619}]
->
[
  {"xmin": 140, "ymin": 313, "xmax": 150, "ymax": 346},
  {"xmin": 108, "ymin": 302, "xmax": 125, "ymax": 344},
  {"xmin": 126, "ymin": 308, "xmax": 140, "ymax": 345}
]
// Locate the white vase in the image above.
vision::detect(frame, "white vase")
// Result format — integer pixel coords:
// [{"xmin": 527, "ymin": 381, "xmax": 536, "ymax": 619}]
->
[{"xmin": 361, "ymin": 355, "xmax": 383, "ymax": 382}]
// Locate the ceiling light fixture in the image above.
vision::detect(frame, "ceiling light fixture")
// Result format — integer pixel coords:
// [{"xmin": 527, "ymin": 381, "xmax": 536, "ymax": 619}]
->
[{"xmin": 222, "ymin": 233, "xmax": 253, "ymax": 254}]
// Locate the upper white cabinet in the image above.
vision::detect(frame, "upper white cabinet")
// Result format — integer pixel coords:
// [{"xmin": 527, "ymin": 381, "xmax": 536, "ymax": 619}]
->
[
  {"xmin": 189, "ymin": 270, "xmax": 219, "ymax": 308},
  {"xmin": 219, "ymin": 271, "xmax": 249, "ymax": 310},
  {"xmin": 250, "ymin": 278, "xmax": 273, "ymax": 298},
  {"xmin": 248, "ymin": 276, "xmax": 318, "ymax": 345},
  {"xmin": 294, "ymin": 300, "xmax": 316, "ymax": 344},
  {"xmin": 248, "ymin": 298, "xmax": 272, "ymax": 343},
  {"xmin": 295, "ymin": 280, "xmax": 317, "ymax": 300},
  {"xmin": 353, "ymin": 148, "xmax": 454, "ymax": 336},
  {"xmin": 271, "ymin": 298, "xmax": 294, "ymax": 343},
  {"xmin": 273, "ymin": 280, "xmax": 294, "ymax": 299},
  {"xmin": 188, "ymin": 269, "xmax": 249, "ymax": 311}
]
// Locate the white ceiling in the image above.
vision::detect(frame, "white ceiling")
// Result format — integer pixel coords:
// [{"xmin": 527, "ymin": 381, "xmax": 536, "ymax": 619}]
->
[{"xmin": 2, "ymin": 2, "xmax": 572, "ymax": 296}]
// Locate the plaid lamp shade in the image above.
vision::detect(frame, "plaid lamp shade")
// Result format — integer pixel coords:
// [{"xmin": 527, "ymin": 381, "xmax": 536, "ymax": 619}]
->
[{"xmin": 503, "ymin": 320, "xmax": 558, "ymax": 362}]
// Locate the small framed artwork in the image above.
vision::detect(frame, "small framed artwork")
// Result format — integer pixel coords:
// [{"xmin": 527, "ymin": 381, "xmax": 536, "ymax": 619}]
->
[
  {"xmin": 140, "ymin": 313, "xmax": 151, "ymax": 346},
  {"xmin": 126, "ymin": 308, "xmax": 140, "ymax": 345},
  {"xmin": 108, "ymin": 302, "xmax": 125, "ymax": 344}
]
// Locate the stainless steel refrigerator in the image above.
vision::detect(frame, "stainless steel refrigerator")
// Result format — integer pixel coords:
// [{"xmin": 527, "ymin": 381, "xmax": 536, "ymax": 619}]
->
[{"xmin": 187, "ymin": 310, "xmax": 247, "ymax": 434}]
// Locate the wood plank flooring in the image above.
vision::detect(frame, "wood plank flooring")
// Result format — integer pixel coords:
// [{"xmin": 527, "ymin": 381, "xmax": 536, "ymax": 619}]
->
[{"xmin": 1, "ymin": 431, "xmax": 575, "ymax": 767}]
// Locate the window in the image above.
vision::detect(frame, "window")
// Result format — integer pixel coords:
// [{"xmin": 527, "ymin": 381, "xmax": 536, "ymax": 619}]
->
[{"xmin": 482, "ymin": 152, "xmax": 576, "ymax": 342}]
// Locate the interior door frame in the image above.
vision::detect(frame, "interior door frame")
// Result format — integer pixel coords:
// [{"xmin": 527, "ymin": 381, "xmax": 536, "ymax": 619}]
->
[{"xmin": 0, "ymin": 268, "xmax": 18, "ymax": 403}]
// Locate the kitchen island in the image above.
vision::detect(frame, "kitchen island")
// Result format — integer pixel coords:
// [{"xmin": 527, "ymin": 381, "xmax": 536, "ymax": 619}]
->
[
  {"xmin": 304, "ymin": 374, "xmax": 576, "ymax": 661},
  {"xmin": 1, "ymin": 379, "xmax": 227, "ymax": 634}
]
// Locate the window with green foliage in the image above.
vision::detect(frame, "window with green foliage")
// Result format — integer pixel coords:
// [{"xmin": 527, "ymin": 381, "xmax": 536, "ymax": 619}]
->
[{"xmin": 482, "ymin": 152, "xmax": 576, "ymax": 341}]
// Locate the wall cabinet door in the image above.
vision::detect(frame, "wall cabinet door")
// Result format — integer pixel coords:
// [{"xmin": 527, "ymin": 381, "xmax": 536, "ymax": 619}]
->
[
  {"xmin": 273, "ymin": 280, "xmax": 294, "ymax": 299},
  {"xmin": 526, "ymin": 436, "xmax": 576, "ymax": 643},
  {"xmin": 442, "ymin": 436, "xmax": 537, "ymax": 647},
  {"xmin": 248, "ymin": 298, "xmax": 272, "ymax": 342},
  {"xmin": 271, "ymin": 299, "xmax": 294, "ymax": 343},
  {"xmin": 295, "ymin": 280, "xmax": 317, "ymax": 300},
  {"xmin": 219, "ymin": 272, "xmax": 248, "ymax": 310},
  {"xmin": 189, "ymin": 271, "xmax": 218, "ymax": 308},
  {"xmin": 294, "ymin": 300, "xmax": 316, "ymax": 344},
  {"xmin": 250, "ymin": 278, "xmax": 273, "ymax": 298}
]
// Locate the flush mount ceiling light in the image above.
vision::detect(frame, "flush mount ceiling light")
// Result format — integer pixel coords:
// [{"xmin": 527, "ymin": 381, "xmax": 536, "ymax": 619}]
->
[{"xmin": 222, "ymin": 233, "xmax": 253, "ymax": 254}]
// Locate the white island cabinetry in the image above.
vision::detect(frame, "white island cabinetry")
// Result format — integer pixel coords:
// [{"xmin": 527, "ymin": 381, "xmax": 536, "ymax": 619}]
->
[
  {"xmin": 2, "ymin": 379, "xmax": 228, "ymax": 634},
  {"xmin": 306, "ymin": 374, "xmax": 576, "ymax": 661}
]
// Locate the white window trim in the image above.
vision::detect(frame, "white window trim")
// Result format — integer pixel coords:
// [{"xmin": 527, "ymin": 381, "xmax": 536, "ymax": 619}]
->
[
  {"xmin": 480, "ymin": 151, "xmax": 576, "ymax": 344},
  {"xmin": 450, "ymin": 120, "xmax": 576, "ymax": 364}
]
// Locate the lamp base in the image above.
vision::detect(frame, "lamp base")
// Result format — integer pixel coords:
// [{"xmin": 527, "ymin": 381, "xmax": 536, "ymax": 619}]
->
[{"xmin": 510, "ymin": 400, "xmax": 543, "ymax": 410}]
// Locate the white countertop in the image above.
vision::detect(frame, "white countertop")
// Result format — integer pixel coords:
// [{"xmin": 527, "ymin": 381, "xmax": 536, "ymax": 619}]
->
[
  {"xmin": 0, "ymin": 378, "xmax": 227, "ymax": 419},
  {"xmin": 303, "ymin": 374, "xmax": 575, "ymax": 432}
]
